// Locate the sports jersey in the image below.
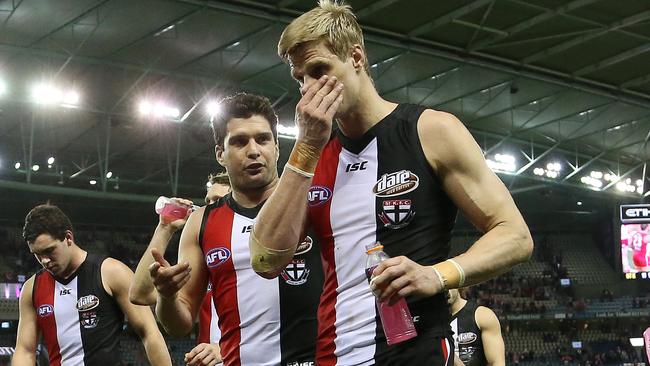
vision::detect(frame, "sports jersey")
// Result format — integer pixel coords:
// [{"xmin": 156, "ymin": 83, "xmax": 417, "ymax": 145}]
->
[
  {"xmin": 31, "ymin": 254, "xmax": 123, "ymax": 366},
  {"xmin": 197, "ymin": 285, "xmax": 220, "ymax": 345},
  {"xmin": 308, "ymin": 104, "xmax": 457, "ymax": 365},
  {"xmin": 451, "ymin": 301, "xmax": 486, "ymax": 366},
  {"xmin": 200, "ymin": 194, "xmax": 323, "ymax": 366}
]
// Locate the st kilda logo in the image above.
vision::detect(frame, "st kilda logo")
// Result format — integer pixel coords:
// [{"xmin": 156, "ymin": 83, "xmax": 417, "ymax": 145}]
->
[
  {"xmin": 205, "ymin": 247, "xmax": 231, "ymax": 269},
  {"xmin": 372, "ymin": 170, "xmax": 419, "ymax": 197}
]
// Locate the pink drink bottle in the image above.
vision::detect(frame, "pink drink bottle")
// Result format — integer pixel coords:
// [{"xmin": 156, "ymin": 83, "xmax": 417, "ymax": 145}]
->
[
  {"xmin": 154, "ymin": 196, "xmax": 199, "ymax": 224},
  {"xmin": 365, "ymin": 242, "xmax": 417, "ymax": 345}
]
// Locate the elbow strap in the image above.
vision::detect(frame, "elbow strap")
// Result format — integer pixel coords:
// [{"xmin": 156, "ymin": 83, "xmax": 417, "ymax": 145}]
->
[{"xmin": 249, "ymin": 229, "xmax": 294, "ymax": 274}]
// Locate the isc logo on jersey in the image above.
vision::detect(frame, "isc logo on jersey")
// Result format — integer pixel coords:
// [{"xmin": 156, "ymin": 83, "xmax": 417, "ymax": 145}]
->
[
  {"xmin": 458, "ymin": 332, "xmax": 478, "ymax": 344},
  {"xmin": 38, "ymin": 304, "xmax": 54, "ymax": 318},
  {"xmin": 205, "ymin": 247, "xmax": 231, "ymax": 268},
  {"xmin": 308, "ymin": 186, "xmax": 332, "ymax": 207},
  {"xmin": 373, "ymin": 170, "xmax": 419, "ymax": 197}
]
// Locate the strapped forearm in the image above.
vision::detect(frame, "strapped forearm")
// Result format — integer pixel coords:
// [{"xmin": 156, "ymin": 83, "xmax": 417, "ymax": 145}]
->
[
  {"xmin": 438, "ymin": 224, "xmax": 532, "ymax": 288},
  {"xmin": 251, "ymin": 140, "xmax": 320, "ymax": 276}
]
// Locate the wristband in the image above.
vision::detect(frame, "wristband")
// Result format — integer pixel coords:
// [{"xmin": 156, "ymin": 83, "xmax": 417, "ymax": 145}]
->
[
  {"xmin": 287, "ymin": 141, "xmax": 320, "ymax": 175},
  {"xmin": 285, "ymin": 163, "xmax": 314, "ymax": 178},
  {"xmin": 432, "ymin": 259, "xmax": 465, "ymax": 290}
]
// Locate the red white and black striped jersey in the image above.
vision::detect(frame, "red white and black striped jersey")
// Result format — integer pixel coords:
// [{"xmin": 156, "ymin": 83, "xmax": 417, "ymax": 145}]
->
[
  {"xmin": 31, "ymin": 254, "xmax": 123, "ymax": 366},
  {"xmin": 308, "ymin": 104, "xmax": 457, "ymax": 365},
  {"xmin": 200, "ymin": 194, "xmax": 323, "ymax": 366},
  {"xmin": 197, "ymin": 285, "xmax": 220, "ymax": 345}
]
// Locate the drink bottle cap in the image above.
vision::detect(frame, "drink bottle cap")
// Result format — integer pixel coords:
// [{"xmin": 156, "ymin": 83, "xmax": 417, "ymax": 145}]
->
[{"xmin": 365, "ymin": 242, "xmax": 384, "ymax": 254}]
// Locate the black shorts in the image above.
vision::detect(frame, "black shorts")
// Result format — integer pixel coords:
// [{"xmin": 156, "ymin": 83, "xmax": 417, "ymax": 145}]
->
[{"xmin": 373, "ymin": 331, "xmax": 454, "ymax": 366}]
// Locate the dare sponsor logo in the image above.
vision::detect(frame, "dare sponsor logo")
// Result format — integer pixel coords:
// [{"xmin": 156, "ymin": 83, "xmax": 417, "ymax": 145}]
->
[
  {"xmin": 458, "ymin": 332, "xmax": 478, "ymax": 345},
  {"xmin": 76, "ymin": 295, "xmax": 99, "ymax": 312},
  {"xmin": 308, "ymin": 186, "xmax": 332, "ymax": 207},
  {"xmin": 372, "ymin": 170, "xmax": 419, "ymax": 197},
  {"xmin": 37, "ymin": 304, "xmax": 54, "ymax": 318},
  {"xmin": 294, "ymin": 236, "xmax": 313, "ymax": 255},
  {"xmin": 205, "ymin": 247, "xmax": 231, "ymax": 269}
]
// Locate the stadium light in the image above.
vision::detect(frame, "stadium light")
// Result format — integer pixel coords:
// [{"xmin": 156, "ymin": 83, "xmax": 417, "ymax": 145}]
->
[
  {"xmin": 487, "ymin": 153, "xmax": 516, "ymax": 173},
  {"xmin": 47, "ymin": 157, "xmax": 55, "ymax": 165},
  {"xmin": 277, "ymin": 124, "xmax": 299, "ymax": 139},
  {"xmin": 62, "ymin": 91, "xmax": 80, "ymax": 106},
  {"xmin": 32, "ymin": 164, "xmax": 39, "ymax": 171},
  {"xmin": 577, "ymin": 201, "xmax": 582, "ymax": 206},
  {"xmin": 32, "ymin": 83, "xmax": 80, "ymax": 106},
  {"xmin": 629, "ymin": 337, "xmax": 644, "ymax": 347},
  {"xmin": 89, "ymin": 179, "xmax": 97, "ymax": 185},
  {"xmin": 614, "ymin": 178, "xmax": 641, "ymax": 194},
  {"xmin": 207, "ymin": 101, "xmax": 221, "ymax": 117},
  {"xmin": 139, "ymin": 100, "xmax": 180, "ymax": 119},
  {"xmin": 138, "ymin": 101, "xmax": 152, "ymax": 115},
  {"xmin": 590, "ymin": 171, "xmax": 603, "ymax": 179},
  {"xmin": 14, "ymin": 162, "xmax": 20, "ymax": 170},
  {"xmin": 580, "ymin": 176, "xmax": 602, "ymax": 189},
  {"xmin": 106, "ymin": 171, "xmax": 113, "ymax": 179}
]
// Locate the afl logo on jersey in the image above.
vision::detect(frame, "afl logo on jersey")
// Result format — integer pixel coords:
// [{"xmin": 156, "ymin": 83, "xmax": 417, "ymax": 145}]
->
[
  {"xmin": 458, "ymin": 332, "xmax": 478, "ymax": 344},
  {"xmin": 373, "ymin": 170, "xmax": 419, "ymax": 197},
  {"xmin": 205, "ymin": 247, "xmax": 231, "ymax": 268},
  {"xmin": 295, "ymin": 236, "xmax": 313, "ymax": 255},
  {"xmin": 37, "ymin": 304, "xmax": 54, "ymax": 317},
  {"xmin": 308, "ymin": 186, "xmax": 332, "ymax": 207},
  {"xmin": 76, "ymin": 295, "xmax": 100, "ymax": 312}
]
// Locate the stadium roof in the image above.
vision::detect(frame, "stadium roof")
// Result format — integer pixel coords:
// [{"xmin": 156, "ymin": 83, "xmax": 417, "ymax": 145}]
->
[{"xmin": 0, "ymin": 0, "xmax": 649, "ymax": 221}]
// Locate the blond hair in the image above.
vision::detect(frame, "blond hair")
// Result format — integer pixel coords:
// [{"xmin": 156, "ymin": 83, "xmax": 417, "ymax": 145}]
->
[{"xmin": 278, "ymin": 0, "xmax": 370, "ymax": 75}]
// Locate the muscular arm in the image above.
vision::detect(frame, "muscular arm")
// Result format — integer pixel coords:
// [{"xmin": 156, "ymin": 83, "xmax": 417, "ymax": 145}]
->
[
  {"xmin": 475, "ymin": 306, "xmax": 505, "ymax": 366},
  {"xmin": 420, "ymin": 110, "xmax": 533, "ymax": 285},
  {"xmin": 130, "ymin": 198, "xmax": 195, "ymax": 305},
  {"xmin": 103, "ymin": 258, "xmax": 172, "ymax": 366},
  {"xmin": 251, "ymin": 76, "xmax": 341, "ymax": 277},
  {"xmin": 129, "ymin": 224, "xmax": 178, "ymax": 305},
  {"xmin": 155, "ymin": 209, "xmax": 209, "ymax": 336},
  {"xmin": 12, "ymin": 276, "xmax": 37, "ymax": 366}
]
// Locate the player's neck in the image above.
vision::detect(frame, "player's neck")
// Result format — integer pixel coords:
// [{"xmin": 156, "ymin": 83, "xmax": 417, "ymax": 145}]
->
[
  {"xmin": 231, "ymin": 176, "xmax": 279, "ymax": 208},
  {"xmin": 337, "ymin": 81, "xmax": 397, "ymax": 140},
  {"xmin": 451, "ymin": 297, "xmax": 467, "ymax": 316},
  {"xmin": 59, "ymin": 247, "xmax": 87, "ymax": 280}
]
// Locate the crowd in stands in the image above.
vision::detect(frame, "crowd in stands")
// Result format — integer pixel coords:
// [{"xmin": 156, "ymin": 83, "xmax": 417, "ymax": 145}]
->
[{"xmin": 1, "ymin": 224, "xmax": 649, "ymax": 365}]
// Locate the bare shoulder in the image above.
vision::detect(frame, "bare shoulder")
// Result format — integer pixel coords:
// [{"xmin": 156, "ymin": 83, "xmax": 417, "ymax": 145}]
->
[
  {"xmin": 417, "ymin": 108, "xmax": 480, "ymax": 172},
  {"xmin": 101, "ymin": 257, "xmax": 134, "ymax": 295},
  {"xmin": 475, "ymin": 305, "xmax": 500, "ymax": 329},
  {"xmin": 20, "ymin": 275, "xmax": 36, "ymax": 303}
]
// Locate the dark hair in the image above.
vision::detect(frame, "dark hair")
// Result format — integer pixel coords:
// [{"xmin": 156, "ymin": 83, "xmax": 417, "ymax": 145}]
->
[
  {"xmin": 208, "ymin": 172, "xmax": 231, "ymax": 187},
  {"xmin": 211, "ymin": 93, "xmax": 278, "ymax": 148},
  {"xmin": 23, "ymin": 204, "xmax": 73, "ymax": 243}
]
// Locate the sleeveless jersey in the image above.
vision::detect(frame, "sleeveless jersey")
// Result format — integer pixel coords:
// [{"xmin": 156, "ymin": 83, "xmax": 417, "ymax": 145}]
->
[
  {"xmin": 200, "ymin": 194, "xmax": 323, "ymax": 366},
  {"xmin": 197, "ymin": 284, "xmax": 220, "ymax": 345},
  {"xmin": 451, "ymin": 301, "xmax": 486, "ymax": 366},
  {"xmin": 31, "ymin": 254, "xmax": 123, "ymax": 366},
  {"xmin": 308, "ymin": 104, "xmax": 458, "ymax": 365}
]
